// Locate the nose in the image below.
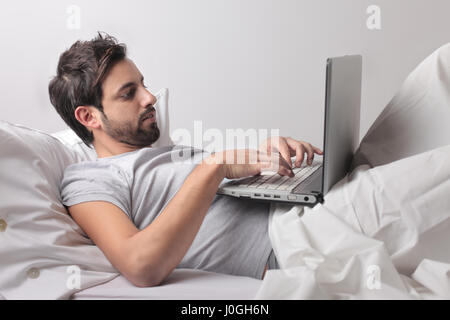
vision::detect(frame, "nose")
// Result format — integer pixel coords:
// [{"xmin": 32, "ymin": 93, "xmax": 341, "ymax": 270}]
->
[{"xmin": 141, "ymin": 87, "xmax": 157, "ymax": 109}]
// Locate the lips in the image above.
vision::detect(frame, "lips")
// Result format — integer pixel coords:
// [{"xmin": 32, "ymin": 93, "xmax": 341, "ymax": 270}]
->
[
  {"xmin": 142, "ymin": 112, "xmax": 155, "ymax": 120},
  {"xmin": 142, "ymin": 112, "xmax": 156, "ymax": 123}
]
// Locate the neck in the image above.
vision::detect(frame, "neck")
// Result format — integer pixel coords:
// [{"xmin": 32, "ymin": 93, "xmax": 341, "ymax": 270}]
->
[{"xmin": 92, "ymin": 132, "xmax": 149, "ymax": 158}]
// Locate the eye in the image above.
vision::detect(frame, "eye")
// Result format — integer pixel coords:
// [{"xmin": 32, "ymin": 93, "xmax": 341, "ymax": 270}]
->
[{"xmin": 122, "ymin": 87, "xmax": 136, "ymax": 99}]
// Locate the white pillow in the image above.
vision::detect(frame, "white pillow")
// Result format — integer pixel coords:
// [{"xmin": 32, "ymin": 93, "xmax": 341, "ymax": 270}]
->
[
  {"xmin": 351, "ymin": 43, "xmax": 450, "ymax": 169},
  {"xmin": 52, "ymin": 87, "xmax": 174, "ymax": 160},
  {"xmin": 0, "ymin": 121, "xmax": 119, "ymax": 299}
]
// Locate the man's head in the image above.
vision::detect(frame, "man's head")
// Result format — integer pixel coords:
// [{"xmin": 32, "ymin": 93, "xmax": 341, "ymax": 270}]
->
[{"xmin": 49, "ymin": 32, "xmax": 160, "ymax": 151}]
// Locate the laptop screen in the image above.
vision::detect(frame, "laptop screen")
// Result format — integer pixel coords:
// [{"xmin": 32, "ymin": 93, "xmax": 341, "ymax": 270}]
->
[{"xmin": 321, "ymin": 55, "xmax": 362, "ymax": 194}]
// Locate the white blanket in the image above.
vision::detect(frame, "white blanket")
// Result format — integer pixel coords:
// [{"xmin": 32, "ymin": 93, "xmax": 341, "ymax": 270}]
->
[{"xmin": 256, "ymin": 145, "xmax": 450, "ymax": 299}]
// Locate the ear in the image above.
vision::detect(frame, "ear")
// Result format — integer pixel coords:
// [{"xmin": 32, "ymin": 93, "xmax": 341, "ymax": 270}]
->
[{"xmin": 74, "ymin": 106, "xmax": 103, "ymax": 131}]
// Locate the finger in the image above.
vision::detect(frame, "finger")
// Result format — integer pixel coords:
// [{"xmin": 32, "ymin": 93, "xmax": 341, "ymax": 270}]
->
[
  {"xmin": 294, "ymin": 144, "xmax": 305, "ymax": 168},
  {"xmin": 285, "ymin": 137, "xmax": 302, "ymax": 157},
  {"xmin": 286, "ymin": 137, "xmax": 308, "ymax": 167},
  {"xmin": 313, "ymin": 146, "xmax": 324, "ymax": 155},
  {"xmin": 282, "ymin": 166, "xmax": 294, "ymax": 177},
  {"xmin": 303, "ymin": 143, "xmax": 315, "ymax": 165},
  {"xmin": 271, "ymin": 137, "xmax": 292, "ymax": 169},
  {"xmin": 278, "ymin": 153, "xmax": 294, "ymax": 176},
  {"xmin": 264, "ymin": 152, "xmax": 293, "ymax": 177},
  {"xmin": 278, "ymin": 165, "xmax": 294, "ymax": 177}
]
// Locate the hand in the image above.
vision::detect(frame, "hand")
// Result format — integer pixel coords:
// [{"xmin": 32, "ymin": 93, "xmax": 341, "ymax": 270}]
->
[
  {"xmin": 258, "ymin": 136, "xmax": 323, "ymax": 168},
  {"xmin": 204, "ymin": 149, "xmax": 294, "ymax": 180}
]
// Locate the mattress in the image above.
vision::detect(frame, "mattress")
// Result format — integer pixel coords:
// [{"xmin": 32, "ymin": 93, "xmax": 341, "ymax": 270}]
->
[{"xmin": 71, "ymin": 269, "xmax": 262, "ymax": 300}]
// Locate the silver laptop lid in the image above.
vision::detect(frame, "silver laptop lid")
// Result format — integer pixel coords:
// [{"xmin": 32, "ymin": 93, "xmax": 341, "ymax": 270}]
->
[{"xmin": 322, "ymin": 55, "xmax": 362, "ymax": 194}]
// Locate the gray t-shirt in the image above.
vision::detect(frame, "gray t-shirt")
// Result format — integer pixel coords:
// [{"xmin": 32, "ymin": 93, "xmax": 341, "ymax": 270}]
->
[{"xmin": 60, "ymin": 145, "xmax": 273, "ymax": 279}]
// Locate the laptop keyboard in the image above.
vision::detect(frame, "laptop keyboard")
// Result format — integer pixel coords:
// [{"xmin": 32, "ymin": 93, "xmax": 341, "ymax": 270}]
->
[{"xmin": 231, "ymin": 161, "xmax": 322, "ymax": 192}]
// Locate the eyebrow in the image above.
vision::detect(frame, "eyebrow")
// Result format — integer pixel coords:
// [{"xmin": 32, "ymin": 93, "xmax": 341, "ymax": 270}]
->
[{"xmin": 116, "ymin": 75, "xmax": 145, "ymax": 96}]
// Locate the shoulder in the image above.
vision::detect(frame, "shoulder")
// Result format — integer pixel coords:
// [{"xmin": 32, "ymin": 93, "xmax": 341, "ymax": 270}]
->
[{"xmin": 62, "ymin": 159, "xmax": 131, "ymax": 185}]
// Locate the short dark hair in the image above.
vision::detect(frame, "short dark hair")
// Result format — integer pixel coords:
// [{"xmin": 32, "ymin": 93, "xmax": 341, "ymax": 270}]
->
[{"xmin": 49, "ymin": 32, "xmax": 127, "ymax": 146}]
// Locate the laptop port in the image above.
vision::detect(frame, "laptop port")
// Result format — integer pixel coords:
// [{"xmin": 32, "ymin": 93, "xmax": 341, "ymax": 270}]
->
[
  {"xmin": 254, "ymin": 193, "xmax": 261, "ymax": 197},
  {"xmin": 264, "ymin": 194, "xmax": 271, "ymax": 198},
  {"xmin": 274, "ymin": 195, "xmax": 280, "ymax": 199}
]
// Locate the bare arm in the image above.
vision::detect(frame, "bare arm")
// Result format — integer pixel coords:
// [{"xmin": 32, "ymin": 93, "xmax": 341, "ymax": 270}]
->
[
  {"xmin": 68, "ymin": 158, "xmax": 225, "ymax": 287},
  {"xmin": 123, "ymin": 158, "xmax": 226, "ymax": 286}
]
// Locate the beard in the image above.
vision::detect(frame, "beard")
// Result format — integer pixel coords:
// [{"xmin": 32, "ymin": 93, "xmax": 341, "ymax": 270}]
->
[{"xmin": 101, "ymin": 112, "xmax": 160, "ymax": 148}]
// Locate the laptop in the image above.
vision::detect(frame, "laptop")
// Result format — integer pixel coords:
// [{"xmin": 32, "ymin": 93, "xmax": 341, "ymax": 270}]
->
[{"xmin": 216, "ymin": 55, "xmax": 362, "ymax": 207}]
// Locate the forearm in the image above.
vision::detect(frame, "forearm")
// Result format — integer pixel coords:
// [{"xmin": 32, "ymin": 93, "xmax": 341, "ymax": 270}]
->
[{"xmin": 126, "ymin": 158, "xmax": 225, "ymax": 286}]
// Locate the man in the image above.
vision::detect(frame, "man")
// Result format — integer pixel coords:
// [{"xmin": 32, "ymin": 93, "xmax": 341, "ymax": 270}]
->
[{"xmin": 49, "ymin": 33, "xmax": 323, "ymax": 287}]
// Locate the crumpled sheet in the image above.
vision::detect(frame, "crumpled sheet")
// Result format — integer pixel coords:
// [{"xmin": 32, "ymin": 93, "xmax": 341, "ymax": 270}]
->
[{"xmin": 255, "ymin": 145, "xmax": 450, "ymax": 299}]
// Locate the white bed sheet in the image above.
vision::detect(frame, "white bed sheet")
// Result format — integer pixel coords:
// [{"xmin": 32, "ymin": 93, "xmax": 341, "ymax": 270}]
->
[
  {"xmin": 256, "ymin": 145, "xmax": 450, "ymax": 299},
  {"xmin": 71, "ymin": 269, "xmax": 262, "ymax": 300}
]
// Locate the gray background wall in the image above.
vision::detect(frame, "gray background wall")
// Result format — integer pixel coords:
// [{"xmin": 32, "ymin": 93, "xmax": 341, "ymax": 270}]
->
[{"xmin": 0, "ymin": 0, "xmax": 449, "ymax": 149}]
